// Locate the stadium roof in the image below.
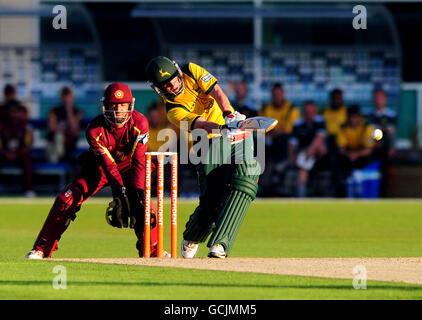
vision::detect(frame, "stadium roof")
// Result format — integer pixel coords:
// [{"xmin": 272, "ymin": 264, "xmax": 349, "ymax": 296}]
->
[
  {"xmin": 38, "ymin": 0, "xmax": 422, "ymax": 3},
  {"xmin": 130, "ymin": 3, "xmax": 375, "ymax": 18}
]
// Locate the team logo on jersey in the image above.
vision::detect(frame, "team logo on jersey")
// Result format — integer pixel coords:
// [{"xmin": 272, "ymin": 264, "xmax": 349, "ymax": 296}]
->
[
  {"xmin": 114, "ymin": 90, "xmax": 124, "ymax": 99},
  {"xmin": 137, "ymin": 133, "xmax": 149, "ymax": 144},
  {"xmin": 159, "ymin": 69, "xmax": 171, "ymax": 77},
  {"xmin": 201, "ymin": 73, "xmax": 214, "ymax": 83},
  {"xmin": 64, "ymin": 189, "xmax": 73, "ymax": 198}
]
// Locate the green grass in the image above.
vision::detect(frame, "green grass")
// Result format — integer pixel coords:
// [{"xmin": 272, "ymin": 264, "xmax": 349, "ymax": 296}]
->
[{"xmin": 1, "ymin": 198, "xmax": 422, "ymax": 299}]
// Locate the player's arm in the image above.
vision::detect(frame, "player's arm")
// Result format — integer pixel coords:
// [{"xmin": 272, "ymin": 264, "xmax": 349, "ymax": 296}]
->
[
  {"xmin": 189, "ymin": 62, "xmax": 235, "ymax": 117},
  {"xmin": 192, "ymin": 117, "xmax": 220, "ymax": 133},
  {"xmin": 307, "ymin": 120, "xmax": 326, "ymax": 156},
  {"xmin": 48, "ymin": 110, "xmax": 61, "ymax": 133},
  {"xmin": 66, "ymin": 107, "xmax": 81, "ymax": 135},
  {"xmin": 336, "ymin": 129, "xmax": 349, "ymax": 157},
  {"xmin": 129, "ymin": 116, "xmax": 150, "ymax": 190},
  {"xmin": 352, "ymin": 124, "xmax": 374, "ymax": 158},
  {"xmin": 166, "ymin": 104, "xmax": 217, "ymax": 134},
  {"xmin": 86, "ymin": 124, "xmax": 133, "ymax": 229},
  {"xmin": 86, "ymin": 126, "xmax": 124, "ymax": 188},
  {"xmin": 168, "ymin": 107, "xmax": 226, "ymax": 135},
  {"xmin": 209, "ymin": 84, "xmax": 233, "ymax": 114}
]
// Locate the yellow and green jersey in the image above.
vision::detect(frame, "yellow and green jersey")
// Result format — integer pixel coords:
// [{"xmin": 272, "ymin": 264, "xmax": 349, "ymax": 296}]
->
[
  {"xmin": 337, "ymin": 121, "xmax": 374, "ymax": 151},
  {"xmin": 323, "ymin": 105, "xmax": 347, "ymax": 135},
  {"xmin": 164, "ymin": 62, "xmax": 233, "ymax": 138},
  {"xmin": 259, "ymin": 101, "xmax": 300, "ymax": 134}
]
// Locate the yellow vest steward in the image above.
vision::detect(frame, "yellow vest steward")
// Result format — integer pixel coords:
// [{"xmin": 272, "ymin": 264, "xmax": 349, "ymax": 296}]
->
[
  {"xmin": 336, "ymin": 121, "xmax": 374, "ymax": 151},
  {"xmin": 323, "ymin": 105, "xmax": 347, "ymax": 135},
  {"xmin": 259, "ymin": 101, "xmax": 300, "ymax": 134},
  {"xmin": 165, "ymin": 62, "xmax": 234, "ymax": 139}
]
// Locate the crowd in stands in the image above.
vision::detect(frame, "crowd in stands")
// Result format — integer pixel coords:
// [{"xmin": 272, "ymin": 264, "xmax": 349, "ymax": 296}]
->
[
  {"xmin": 0, "ymin": 84, "xmax": 34, "ymax": 197},
  {"xmin": 258, "ymin": 83, "xmax": 397, "ymax": 198},
  {"xmin": 0, "ymin": 81, "xmax": 397, "ymax": 198},
  {"xmin": 46, "ymin": 87, "xmax": 83, "ymax": 164},
  {"xmin": 0, "ymin": 85, "xmax": 83, "ymax": 197}
]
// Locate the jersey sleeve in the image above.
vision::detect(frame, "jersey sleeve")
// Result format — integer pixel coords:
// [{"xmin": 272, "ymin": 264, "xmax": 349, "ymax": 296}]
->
[
  {"xmin": 363, "ymin": 124, "xmax": 375, "ymax": 148},
  {"xmin": 286, "ymin": 107, "xmax": 301, "ymax": 134},
  {"xmin": 86, "ymin": 125, "xmax": 124, "ymax": 188},
  {"xmin": 167, "ymin": 103, "xmax": 201, "ymax": 131},
  {"xmin": 129, "ymin": 115, "xmax": 150, "ymax": 189},
  {"xmin": 336, "ymin": 128, "xmax": 348, "ymax": 149},
  {"xmin": 188, "ymin": 62, "xmax": 218, "ymax": 94}
]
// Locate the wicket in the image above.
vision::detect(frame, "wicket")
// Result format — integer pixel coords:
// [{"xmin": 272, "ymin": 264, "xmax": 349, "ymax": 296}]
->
[{"xmin": 144, "ymin": 152, "xmax": 178, "ymax": 258}]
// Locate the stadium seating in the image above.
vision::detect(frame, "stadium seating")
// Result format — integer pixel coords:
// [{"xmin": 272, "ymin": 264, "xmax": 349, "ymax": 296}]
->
[{"xmin": 171, "ymin": 47, "xmax": 400, "ymax": 110}]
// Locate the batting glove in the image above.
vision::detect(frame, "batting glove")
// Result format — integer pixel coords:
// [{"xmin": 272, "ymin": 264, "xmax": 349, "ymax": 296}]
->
[
  {"xmin": 219, "ymin": 126, "xmax": 251, "ymax": 144},
  {"xmin": 223, "ymin": 111, "xmax": 246, "ymax": 129}
]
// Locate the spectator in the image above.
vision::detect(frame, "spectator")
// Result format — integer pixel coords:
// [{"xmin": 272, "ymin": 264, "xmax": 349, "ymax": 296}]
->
[
  {"xmin": 365, "ymin": 88, "xmax": 397, "ymax": 197},
  {"xmin": 323, "ymin": 88, "xmax": 347, "ymax": 137},
  {"xmin": 335, "ymin": 105, "xmax": 375, "ymax": 196},
  {"xmin": 147, "ymin": 98, "xmax": 168, "ymax": 128},
  {"xmin": 146, "ymin": 104, "xmax": 167, "ymax": 152},
  {"xmin": 0, "ymin": 84, "xmax": 35, "ymax": 197},
  {"xmin": 257, "ymin": 83, "xmax": 299, "ymax": 196},
  {"xmin": 0, "ymin": 84, "xmax": 28, "ymax": 123},
  {"xmin": 288, "ymin": 101, "xmax": 327, "ymax": 197},
  {"xmin": 46, "ymin": 87, "xmax": 83, "ymax": 163},
  {"xmin": 231, "ymin": 80, "xmax": 257, "ymax": 118},
  {"xmin": 322, "ymin": 88, "xmax": 348, "ymax": 196},
  {"xmin": 259, "ymin": 83, "xmax": 300, "ymax": 160}
]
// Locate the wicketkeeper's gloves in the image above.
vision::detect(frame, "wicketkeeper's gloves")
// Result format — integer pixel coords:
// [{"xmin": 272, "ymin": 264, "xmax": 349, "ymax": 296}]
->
[{"xmin": 105, "ymin": 186, "xmax": 132, "ymax": 228}]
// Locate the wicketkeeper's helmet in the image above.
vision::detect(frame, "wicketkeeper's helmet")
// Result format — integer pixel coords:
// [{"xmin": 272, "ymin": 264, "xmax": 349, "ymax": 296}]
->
[
  {"xmin": 102, "ymin": 82, "xmax": 135, "ymax": 125},
  {"xmin": 145, "ymin": 56, "xmax": 184, "ymax": 99}
]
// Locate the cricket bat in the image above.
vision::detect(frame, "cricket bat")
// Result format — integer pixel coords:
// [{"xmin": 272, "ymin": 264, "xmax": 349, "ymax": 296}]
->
[{"xmin": 238, "ymin": 116, "xmax": 278, "ymax": 133}]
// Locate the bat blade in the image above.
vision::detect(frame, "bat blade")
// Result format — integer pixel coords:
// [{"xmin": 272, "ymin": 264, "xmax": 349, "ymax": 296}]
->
[{"xmin": 239, "ymin": 117, "xmax": 278, "ymax": 133}]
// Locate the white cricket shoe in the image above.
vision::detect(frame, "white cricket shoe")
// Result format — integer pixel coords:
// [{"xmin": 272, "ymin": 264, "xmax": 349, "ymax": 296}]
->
[
  {"xmin": 181, "ymin": 240, "xmax": 199, "ymax": 259},
  {"xmin": 208, "ymin": 244, "xmax": 226, "ymax": 259},
  {"xmin": 162, "ymin": 250, "xmax": 171, "ymax": 258},
  {"xmin": 25, "ymin": 250, "xmax": 44, "ymax": 260}
]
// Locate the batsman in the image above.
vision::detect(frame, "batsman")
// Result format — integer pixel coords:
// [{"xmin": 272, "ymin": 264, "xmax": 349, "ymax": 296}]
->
[
  {"xmin": 25, "ymin": 83, "xmax": 163, "ymax": 259},
  {"xmin": 146, "ymin": 56, "xmax": 268, "ymax": 258}
]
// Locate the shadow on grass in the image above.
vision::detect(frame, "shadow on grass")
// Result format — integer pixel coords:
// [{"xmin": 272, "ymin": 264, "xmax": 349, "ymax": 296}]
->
[{"xmin": 1, "ymin": 280, "xmax": 422, "ymax": 291}]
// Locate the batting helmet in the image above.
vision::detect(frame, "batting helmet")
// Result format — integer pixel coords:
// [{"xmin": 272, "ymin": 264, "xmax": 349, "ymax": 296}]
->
[
  {"xmin": 145, "ymin": 56, "xmax": 184, "ymax": 99},
  {"xmin": 102, "ymin": 82, "xmax": 135, "ymax": 125}
]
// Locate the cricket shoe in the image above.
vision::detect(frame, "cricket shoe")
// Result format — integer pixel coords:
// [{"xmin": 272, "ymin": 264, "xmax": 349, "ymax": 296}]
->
[
  {"xmin": 181, "ymin": 240, "xmax": 199, "ymax": 259},
  {"xmin": 161, "ymin": 250, "xmax": 171, "ymax": 258},
  {"xmin": 208, "ymin": 244, "xmax": 226, "ymax": 259},
  {"xmin": 25, "ymin": 250, "xmax": 44, "ymax": 260}
]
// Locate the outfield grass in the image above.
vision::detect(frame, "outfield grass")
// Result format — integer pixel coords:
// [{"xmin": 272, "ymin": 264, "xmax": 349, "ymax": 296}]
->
[{"xmin": 1, "ymin": 198, "xmax": 422, "ymax": 299}]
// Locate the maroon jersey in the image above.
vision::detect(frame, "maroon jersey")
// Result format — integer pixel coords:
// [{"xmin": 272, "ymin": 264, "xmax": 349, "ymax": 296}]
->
[
  {"xmin": 86, "ymin": 110, "xmax": 149, "ymax": 189},
  {"xmin": 0, "ymin": 101, "xmax": 31, "ymax": 153}
]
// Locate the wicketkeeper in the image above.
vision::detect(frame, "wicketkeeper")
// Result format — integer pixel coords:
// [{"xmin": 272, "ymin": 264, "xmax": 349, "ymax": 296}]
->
[
  {"xmin": 25, "ymin": 83, "xmax": 164, "ymax": 259},
  {"xmin": 146, "ymin": 56, "xmax": 262, "ymax": 258}
]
